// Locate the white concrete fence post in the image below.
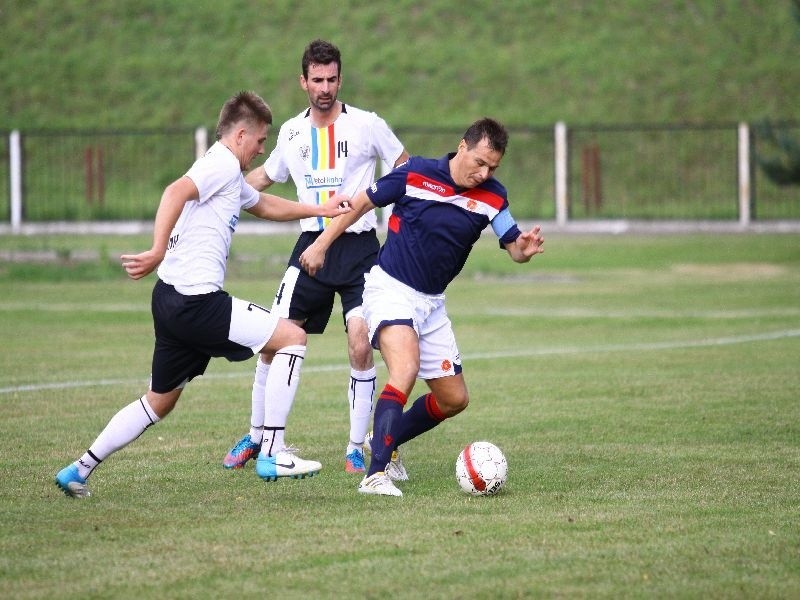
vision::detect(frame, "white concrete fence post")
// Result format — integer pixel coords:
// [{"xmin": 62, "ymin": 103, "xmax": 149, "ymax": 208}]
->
[
  {"xmin": 10, "ymin": 130, "xmax": 22, "ymax": 234},
  {"xmin": 194, "ymin": 126, "xmax": 208, "ymax": 160},
  {"xmin": 554, "ymin": 121, "xmax": 568, "ymax": 227},
  {"xmin": 737, "ymin": 122, "xmax": 751, "ymax": 227}
]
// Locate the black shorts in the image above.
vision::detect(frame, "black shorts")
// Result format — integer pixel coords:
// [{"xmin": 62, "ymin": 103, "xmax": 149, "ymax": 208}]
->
[
  {"xmin": 150, "ymin": 280, "xmax": 263, "ymax": 393},
  {"xmin": 274, "ymin": 230, "xmax": 379, "ymax": 334}
]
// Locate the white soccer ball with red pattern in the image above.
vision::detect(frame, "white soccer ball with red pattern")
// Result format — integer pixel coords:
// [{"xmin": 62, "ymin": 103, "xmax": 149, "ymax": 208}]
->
[{"xmin": 455, "ymin": 441, "xmax": 507, "ymax": 496}]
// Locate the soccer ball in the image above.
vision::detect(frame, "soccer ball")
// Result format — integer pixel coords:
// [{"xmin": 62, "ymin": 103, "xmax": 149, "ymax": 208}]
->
[{"xmin": 455, "ymin": 441, "xmax": 507, "ymax": 496}]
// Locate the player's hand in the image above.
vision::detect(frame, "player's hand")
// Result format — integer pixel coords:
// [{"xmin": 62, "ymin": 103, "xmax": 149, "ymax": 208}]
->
[
  {"xmin": 299, "ymin": 241, "xmax": 326, "ymax": 277},
  {"xmin": 120, "ymin": 249, "xmax": 163, "ymax": 280},
  {"xmin": 512, "ymin": 225, "xmax": 544, "ymax": 262},
  {"xmin": 318, "ymin": 193, "xmax": 352, "ymax": 217}
]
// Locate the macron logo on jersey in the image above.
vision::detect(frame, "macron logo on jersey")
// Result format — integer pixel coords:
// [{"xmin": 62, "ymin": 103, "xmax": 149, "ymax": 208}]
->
[
  {"xmin": 407, "ymin": 172, "xmax": 453, "ymax": 198},
  {"xmin": 406, "ymin": 172, "xmax": 505, "ymax": 218}
]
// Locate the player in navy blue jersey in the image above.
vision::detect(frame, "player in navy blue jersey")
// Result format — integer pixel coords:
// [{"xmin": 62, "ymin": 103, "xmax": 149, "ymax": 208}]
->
[{"xmin": 299, "ymin": 118, "xmax": 544, "ymax": 496}]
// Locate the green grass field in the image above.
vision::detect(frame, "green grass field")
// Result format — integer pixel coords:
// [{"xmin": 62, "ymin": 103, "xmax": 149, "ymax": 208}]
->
[{"xmin": 1, "ymin": 232, "xmax": 799, "ymax": 598}]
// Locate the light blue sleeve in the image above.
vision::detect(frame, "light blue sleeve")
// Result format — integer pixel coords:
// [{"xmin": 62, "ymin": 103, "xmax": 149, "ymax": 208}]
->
[{"xmin": 491, "ymin": 208, "xmax": 516, "ymax": 237}]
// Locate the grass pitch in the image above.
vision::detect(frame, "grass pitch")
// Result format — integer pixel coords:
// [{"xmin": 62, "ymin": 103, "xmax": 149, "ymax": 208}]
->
[{"xmin": 1, "ymin": 232, "xmax": 798, "ymax": 598}]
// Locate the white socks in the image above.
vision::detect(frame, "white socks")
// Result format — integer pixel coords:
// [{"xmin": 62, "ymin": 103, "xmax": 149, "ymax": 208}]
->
[
  {"xmin": 260, "ymin": 345, "xmax": 306, "ymax": 457},
  {"xmin": 348, "ymin": 367, "xmax": 377, "ymax": 447},
  {"xmin": 249, "ymin": 359, "xmax": 270, "ymax": 443},
  {"xmin": 249, "ymin": 352, "xmax": 374, "ymax": 457},
  {"xmin": 76, "ymin": 395, "xmax": 160, "ymax": 479}
]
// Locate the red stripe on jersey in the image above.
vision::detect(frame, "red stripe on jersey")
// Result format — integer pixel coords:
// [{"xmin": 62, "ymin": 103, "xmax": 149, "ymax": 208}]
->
[
  {"xmin": 406, "ymin": 172, "xmax": 454, "ymax": 197},
  {"xmin": 407, "ymin": 171, "xmax": 504, "ymax": 211},
  {"xmin": 462, "ymin": 186, "xmax": 505, "ymax": 211},
  {"xmin": 463, "ymin": 444, "xmax": 487, "ymax": 491},
  {"xmin": 388, "ymin": 213, "xmax": 400, "ymax": 233},
  {"xmin": 327, "ymin": 124, "xmax": 335, "ymax": 168}
]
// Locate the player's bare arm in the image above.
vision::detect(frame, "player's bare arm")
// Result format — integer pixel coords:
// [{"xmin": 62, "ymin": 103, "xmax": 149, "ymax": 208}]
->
[
  {"xmin": 246, "ymin": 191, "xmax": 351, "ymax": 222},
  {"xmin": 121, "ymin": 176, "xmax": 198, "ymax": 280},
  {"xmin": 505, "ymin": 225, "xmax": 544, "ymax": 263},
  {"xmin": 394, "ymin": 150, "xmax": 410, "ymax": 167},
  {"xmin": 244, "ymin": 165, "xmax": 274, "ymax": 191},
  {"xmin": 299, "ymin": 189, "xmax": 375, "ymax": 277}
]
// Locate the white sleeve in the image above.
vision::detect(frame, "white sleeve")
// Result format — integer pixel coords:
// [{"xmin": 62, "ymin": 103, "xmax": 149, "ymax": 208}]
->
[
  {"xmin": 370, "ymin": 114, "xmax": 405, "ymax": 166},
  {"xmin": 240, "ymin": 179, "xmax": 260, "ymax": 210},
  {"xmin": 186, "ymin": 153, "xmax": 229, "ymax": 204},
  {"xmin": 263, "ymin": 129, "xmax": 290, "ymax": 183}
]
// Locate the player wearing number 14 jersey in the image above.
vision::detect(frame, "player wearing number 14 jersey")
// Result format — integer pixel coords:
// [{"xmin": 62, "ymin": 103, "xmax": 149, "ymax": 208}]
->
[{"xmin": 223, "ymin": 39, "xmax": 408, "ymax": 476}]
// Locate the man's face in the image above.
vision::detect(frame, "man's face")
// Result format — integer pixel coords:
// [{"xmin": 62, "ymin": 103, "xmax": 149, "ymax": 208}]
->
[
  {"xmin": 238, "ymin": 121, "xmax": 268, "ymax": 170},
  {"xmin": 451, "ymin": 137, "xmax": 503, "ymax": 188},
  {"xmin": 301, "ymin": 62, "xmax": 341, "ymax": 113}
]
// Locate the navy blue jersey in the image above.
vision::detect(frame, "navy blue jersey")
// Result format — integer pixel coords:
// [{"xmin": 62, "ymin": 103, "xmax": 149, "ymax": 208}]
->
[{"xmin": 367, "ymin": 154, "xmax": 521, "ymax": 294}]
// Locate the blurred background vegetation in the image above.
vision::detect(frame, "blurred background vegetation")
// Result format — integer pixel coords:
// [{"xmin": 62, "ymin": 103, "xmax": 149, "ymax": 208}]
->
[
  {"xmin": 1, "ymin": 0, "xmax": 798, "ymax": 131},
  {"xmin": 1, "ymin": 0, "xmax": 798, "ymax": 225}
]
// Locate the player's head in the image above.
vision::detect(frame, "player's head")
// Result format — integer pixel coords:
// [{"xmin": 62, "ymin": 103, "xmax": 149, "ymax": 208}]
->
[
  {"xmin": 215, "ymin": 91, "xmax": 272, "ymax": 170},
  {"xmin": 215, "ymin": 91, "xmax": 272, "ymax": 140},
  {"xmin": 463, "ymin": 118, "xmax": 508, "ymax": 156},
  {"xmin": 300, "ymin": 40, "xmax": 342, "ymax": 113},
  {"xmin": 302, "ymin": 39, "xmax": 341, "ymax": 79},
  {"xmin": 450, "ymin": 118, "xmax": 509, "ymax": 188}
]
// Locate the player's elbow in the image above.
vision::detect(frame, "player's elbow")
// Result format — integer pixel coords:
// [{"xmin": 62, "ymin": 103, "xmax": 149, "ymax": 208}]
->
[{"xmin": 245, "ymin": 168, "xmax": 269, "ymax": 191}]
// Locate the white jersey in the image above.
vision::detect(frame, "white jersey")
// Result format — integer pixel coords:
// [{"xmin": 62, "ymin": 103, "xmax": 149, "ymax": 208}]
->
[
  {"xmin": 157, "ymin": 141, "xmax": 260, "ymax": 295},
  {"xmin": 263, "ymin": 103, "xmax": 404, "ymax": 233}
]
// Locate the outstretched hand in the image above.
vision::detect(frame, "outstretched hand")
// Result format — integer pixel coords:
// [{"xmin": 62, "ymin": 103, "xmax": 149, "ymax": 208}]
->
[
  {"xmin": 320, "ymin": 193, "xmax": 352, "ymax": 218},
  {"xmin": 120, "ymin": 249, "xmax": 163, "ymax": 280},
  {"xmin": 510, "ymin": 225, "xmax": 544, "ymax": 263}
]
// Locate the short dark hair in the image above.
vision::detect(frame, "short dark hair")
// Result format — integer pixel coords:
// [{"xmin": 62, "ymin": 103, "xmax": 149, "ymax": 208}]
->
[
  {"xmin": 463, "ymin": 118, "xmax": 509, "ymax": 155},
  {"xmin": 302, "ymin": 39, "xmax": 342, "ymax": 78},
  {"xmin": 215, "ymin": 91, "xmax": 272, "ymax": 140}
]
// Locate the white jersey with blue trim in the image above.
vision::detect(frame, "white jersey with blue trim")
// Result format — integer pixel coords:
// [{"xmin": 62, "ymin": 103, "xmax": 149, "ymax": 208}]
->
[
  {"xmin": 366, "ymin": 154, "xmax": 521, "ymax": 295},
  {"xmin": 157, "ymin": 141, "xmax": 259, "ymax": 295},
  {"xmin": 263, "ymin": 103, "xmax": 404, "ymax": 234}
]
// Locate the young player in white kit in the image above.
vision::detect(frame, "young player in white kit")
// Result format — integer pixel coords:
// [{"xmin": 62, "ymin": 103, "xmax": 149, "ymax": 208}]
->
[
  {"xmin": 54, "ymin": 91, "xmax": 350, "ymax": 498},
  {"xmin": 223, "ymin": 40, "xmax": 409, "ymax": 476}
]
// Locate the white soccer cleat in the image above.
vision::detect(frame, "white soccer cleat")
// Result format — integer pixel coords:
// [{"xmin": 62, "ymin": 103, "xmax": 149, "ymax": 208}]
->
[
  {"xmin": 358, "ymin": 472, "xmax": 403, "ymax": 497},
  {"xmin": 255, "ymin": 448, "xmax": 322, "ymax": 482},
  {"xmin": 365, "ymin": 431, "xmax": 409, "ymax": 481},
  {"xmin": 385, "ymin": 450, "xmax": 409, "ymax": 482}
]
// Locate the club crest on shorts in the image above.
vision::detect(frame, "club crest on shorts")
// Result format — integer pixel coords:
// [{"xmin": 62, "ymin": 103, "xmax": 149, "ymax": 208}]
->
[{"xmin": 441, "ymin": 359, "xmax": 452, "ymax": 372}]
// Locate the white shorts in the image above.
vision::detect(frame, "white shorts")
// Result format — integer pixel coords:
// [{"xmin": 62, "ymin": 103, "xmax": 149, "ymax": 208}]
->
[
  {"xmin": 230, "ymin": 297, "xmax": 280, "ymax": 353},
  {"xmin": 362, "ymin": 265, "xmax": 461, "ymax": 380},
  {"xmin": 151, "ymin": 280, "xmax": 280, "ymax": 393}
]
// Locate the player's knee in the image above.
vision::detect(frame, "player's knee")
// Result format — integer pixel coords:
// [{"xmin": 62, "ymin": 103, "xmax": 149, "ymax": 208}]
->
[
  {"xmin": 288, "ymin": 324, "xmax": 307, "ymax": 346},
  {"xmin": 266, "ymin": 319, "xmax": 307, "ymax": 352},
  {"xmin": 349, "ymin": 339, "xmax": 374, "ymax": 369},
  {"xmin": 452, "ymin": 390, "xmax": 469, "ymax": 415},
  {"xmin": 440, "ymin": 389, "xmax": 469, "ymax": 417}
]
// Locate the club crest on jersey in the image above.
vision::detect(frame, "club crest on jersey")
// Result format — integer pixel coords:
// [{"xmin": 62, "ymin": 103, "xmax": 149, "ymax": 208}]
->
[{"xmin": 467, "ymin": 199, "xmax": 478, "ymax": 211}]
